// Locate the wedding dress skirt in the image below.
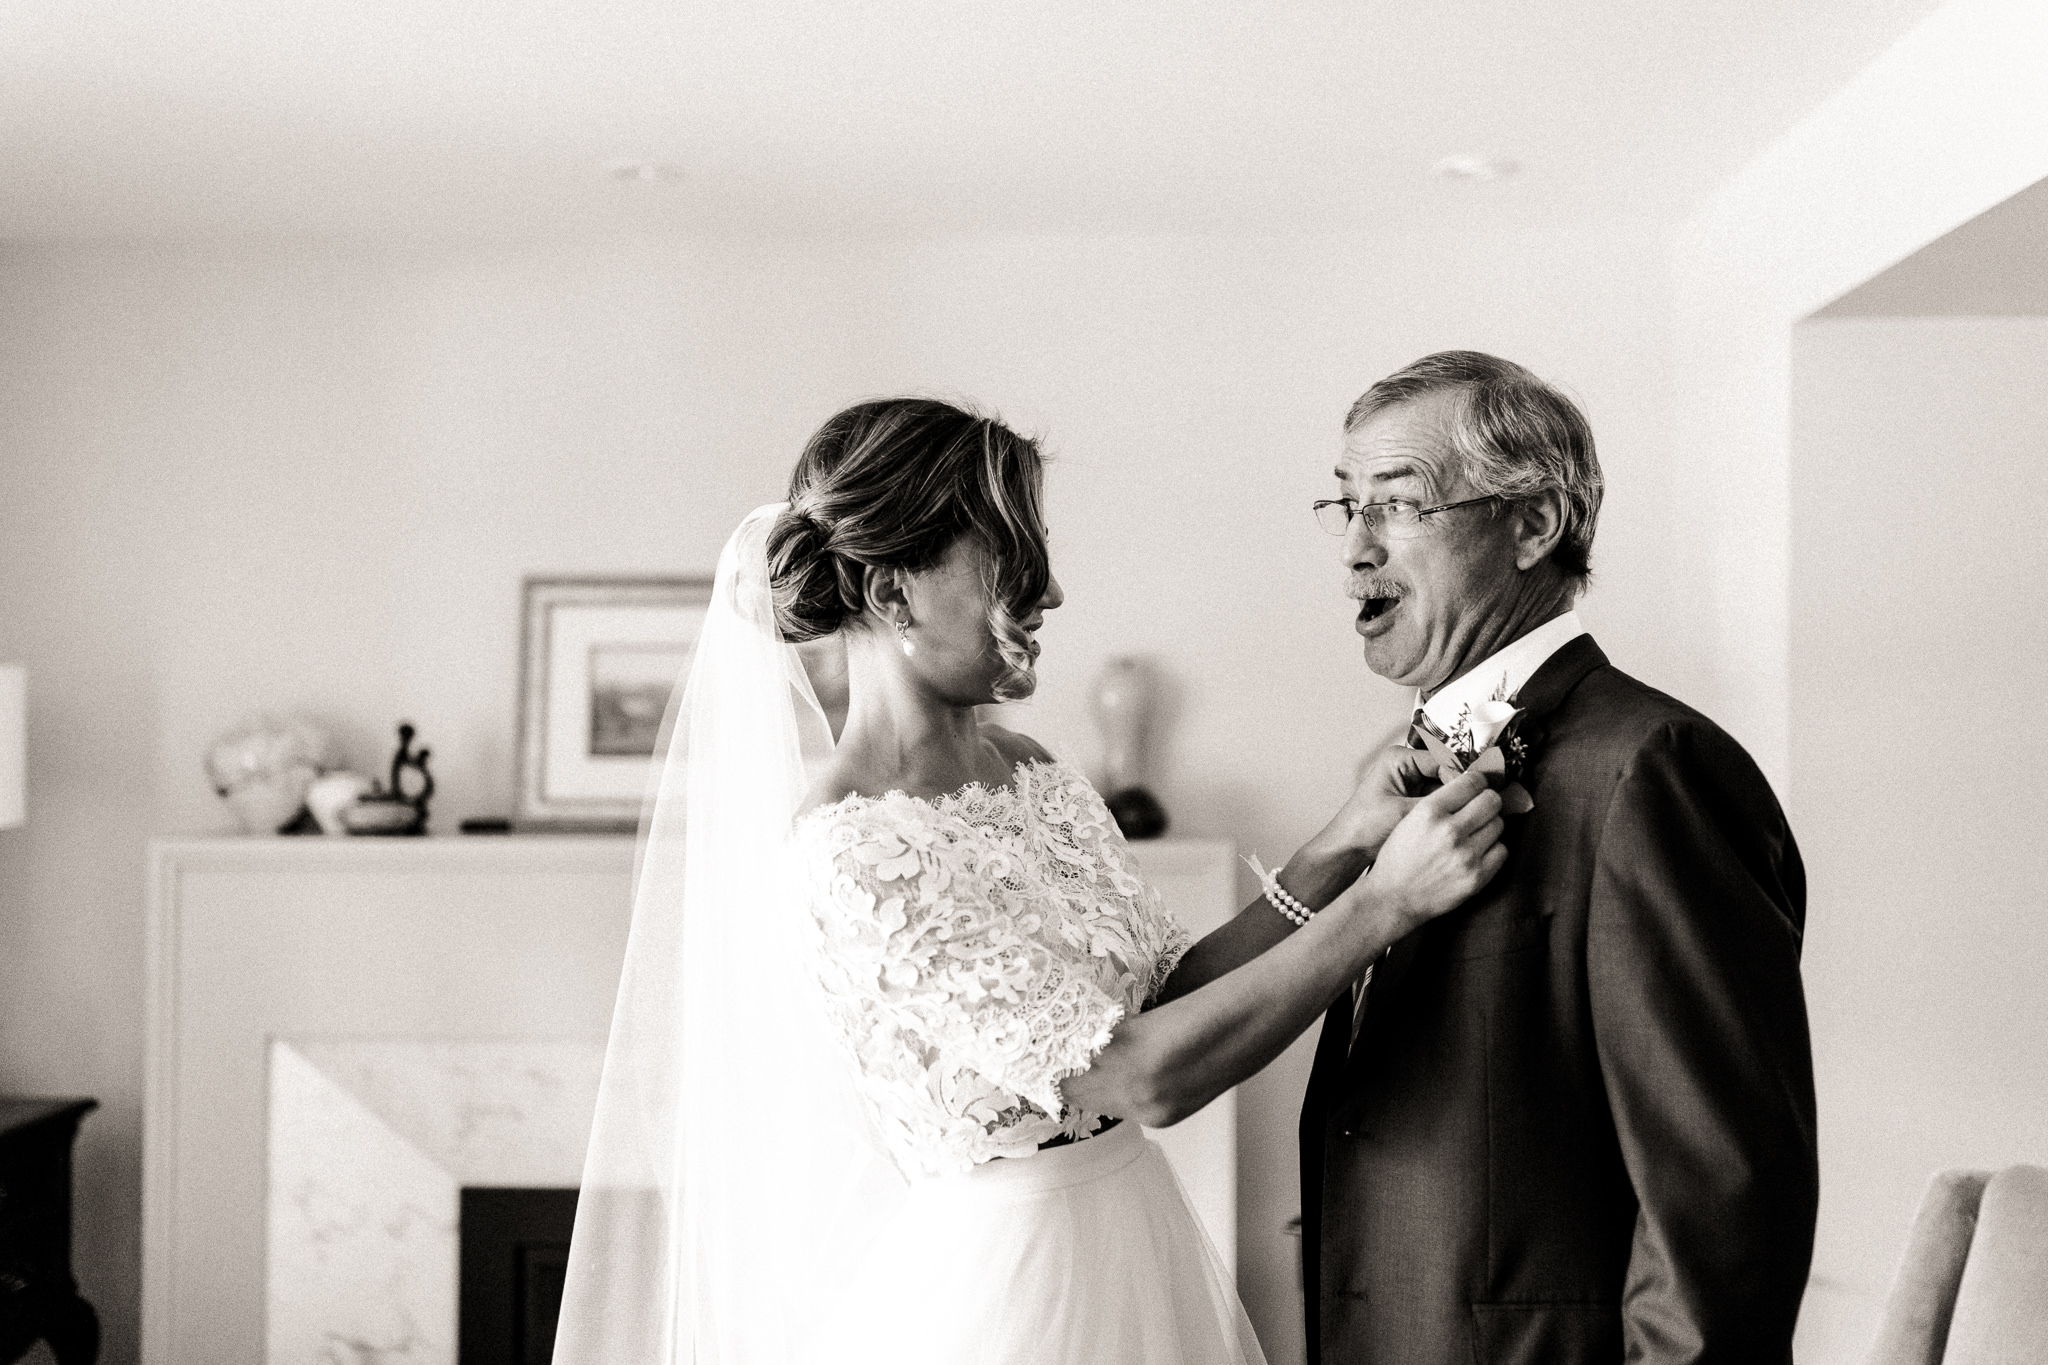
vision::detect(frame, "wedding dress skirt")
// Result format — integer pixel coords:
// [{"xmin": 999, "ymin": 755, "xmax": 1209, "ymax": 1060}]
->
[{"xmin": 796, "ymin": 1121, "xmax": 1267, "ymax": 1365}]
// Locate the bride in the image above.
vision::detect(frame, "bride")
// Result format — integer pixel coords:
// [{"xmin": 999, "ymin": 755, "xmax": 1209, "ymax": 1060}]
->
[{"xmin": 552, "ymin": 397, "xmax": 1506, "ymax": 1365}]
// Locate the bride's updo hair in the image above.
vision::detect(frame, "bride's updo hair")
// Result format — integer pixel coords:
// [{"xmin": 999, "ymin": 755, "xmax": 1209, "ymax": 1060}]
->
[{"xmin": 768, "ymin": 397, "xmax": 1050, "ymax": 701}]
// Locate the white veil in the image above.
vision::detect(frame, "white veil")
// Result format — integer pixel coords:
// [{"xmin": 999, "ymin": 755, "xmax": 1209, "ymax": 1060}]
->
[{"xmin": 553, "ymin": 504, "xmax": 908, "ymax": 1365}]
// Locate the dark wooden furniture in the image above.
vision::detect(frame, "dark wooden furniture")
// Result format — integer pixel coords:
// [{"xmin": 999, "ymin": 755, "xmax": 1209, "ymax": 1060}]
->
[{"xmin": 0, "ymin": 1100, "xmax": 98, "ymax": 1365}]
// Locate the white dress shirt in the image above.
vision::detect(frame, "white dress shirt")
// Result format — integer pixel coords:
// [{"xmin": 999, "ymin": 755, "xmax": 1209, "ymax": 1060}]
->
[{"xmin": 1416, "ymin": 609, "xmax": 1587, "ymax": 738}]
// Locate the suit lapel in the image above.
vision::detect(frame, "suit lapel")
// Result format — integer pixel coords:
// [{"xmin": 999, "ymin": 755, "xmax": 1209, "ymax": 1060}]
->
[
  {"xmin": 1504, "ymin": 633, "xmax": 1606, "ymax": 754},
  {"xmin": 1340, "ymin": 633, "xmax": 1609, "ymax": 1077}
]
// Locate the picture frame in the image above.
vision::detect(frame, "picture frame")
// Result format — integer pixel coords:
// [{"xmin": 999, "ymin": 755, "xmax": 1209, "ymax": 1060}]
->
[{"xmin": 514, "ymin": 576, "xmax": 713, "ymax": 830}]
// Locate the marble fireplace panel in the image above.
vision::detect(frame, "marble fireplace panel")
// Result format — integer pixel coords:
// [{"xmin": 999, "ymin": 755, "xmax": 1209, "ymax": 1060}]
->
[{"xmin": 265, "ymin": 1039, "xmax": 603, "ymax": 1365}]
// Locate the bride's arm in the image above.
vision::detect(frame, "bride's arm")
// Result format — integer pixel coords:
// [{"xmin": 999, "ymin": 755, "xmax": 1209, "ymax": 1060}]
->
[
  {"xmin": 1153, "ymin": 740, "xmax": 1445, "ymax": 1005},
  {"xmin": 1060, "ymin": 770, "xmax": 1501, "ymax": 1128}
]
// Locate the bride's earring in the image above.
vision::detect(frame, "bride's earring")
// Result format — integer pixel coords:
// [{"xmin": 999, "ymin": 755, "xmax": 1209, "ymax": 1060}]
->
[{"xmin": 893, "ymin": 614, "xmax": 916, "ymax": 657}]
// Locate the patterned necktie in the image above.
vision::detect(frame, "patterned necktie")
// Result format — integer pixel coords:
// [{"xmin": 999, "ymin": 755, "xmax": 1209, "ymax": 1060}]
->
[
  {"xmin": 1348, "ymin": 711, "xmax": 1433, "ymax": 1049},
  {"xmin": 1408, "ymin": 706, "xmax": 1451, "ymax": 751}
]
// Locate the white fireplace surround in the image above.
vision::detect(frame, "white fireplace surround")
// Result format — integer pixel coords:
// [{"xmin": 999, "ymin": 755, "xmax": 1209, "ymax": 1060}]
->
[{"xmin": 144, "ymin": 835, "xmax": 1238, "ymax": 1365}]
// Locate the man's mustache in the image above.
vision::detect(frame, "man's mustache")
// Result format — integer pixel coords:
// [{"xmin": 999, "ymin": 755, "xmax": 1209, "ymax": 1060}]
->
[{"xmin": 1348, "ymin": 576, "xmax": 1405, "ymax": 602}]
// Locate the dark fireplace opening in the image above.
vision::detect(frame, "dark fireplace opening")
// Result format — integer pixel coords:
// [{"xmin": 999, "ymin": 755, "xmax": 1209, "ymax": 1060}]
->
[{"xmin": 459, "ymin": 1187, "xmax": 579, "ymax": 1365}]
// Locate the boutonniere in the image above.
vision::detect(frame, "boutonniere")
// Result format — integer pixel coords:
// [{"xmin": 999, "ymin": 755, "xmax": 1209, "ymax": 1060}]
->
[{"xmin": 1418, "ymin": 676, "xmax": 1536, "ymax": 815}]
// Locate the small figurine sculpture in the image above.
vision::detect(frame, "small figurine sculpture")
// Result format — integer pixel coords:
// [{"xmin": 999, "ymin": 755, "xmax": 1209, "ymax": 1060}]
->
[
  {"xmin": 1090, "ymin": 656, "xmax": 1168, "ymax": 839},
  {"xmin": 339, "ymin": 723, "xmax": 435, "ymax": 835}
]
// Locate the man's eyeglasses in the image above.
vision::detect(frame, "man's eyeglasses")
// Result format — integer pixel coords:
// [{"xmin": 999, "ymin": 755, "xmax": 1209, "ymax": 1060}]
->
[{"xmin": 1311, "ymin": 494, "xmax": 1500, "ymax": 537}]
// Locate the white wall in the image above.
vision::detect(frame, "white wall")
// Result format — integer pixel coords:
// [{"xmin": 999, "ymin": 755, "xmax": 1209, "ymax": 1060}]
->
[
  {"xmin": 1664, "ymin": 2, "xmax": 2048, "ymax": 1356},
  {"xmin": 0, "ymin": 221, "xmax": 1679, "ymax": 1363},
  {"xmin": 0, "ymin": 237, "xmax": 886, "ymax": 1364},
  {"xmin": 1672, "ymin": 0, "xmax": 2048, "ymax": 788},
  {"xmin": 1789, "ymin": 316, "xmax": 2048, "ymax": 1364}
]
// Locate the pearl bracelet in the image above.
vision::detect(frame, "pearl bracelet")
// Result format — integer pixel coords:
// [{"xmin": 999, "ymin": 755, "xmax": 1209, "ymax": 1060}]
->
[{"xmin": 1244, "ymin": 854, "xmax": 1316, "ymax": 928}]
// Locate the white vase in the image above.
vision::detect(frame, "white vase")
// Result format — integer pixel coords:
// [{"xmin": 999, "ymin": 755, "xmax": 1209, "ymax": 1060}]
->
[
  {"xmin": 305, "ymin": 771, "xmax": 376, "ymax": 836},
  {"xmin": 1090, "ymin": 656, "xmax": 1152, "ymax": 793}
]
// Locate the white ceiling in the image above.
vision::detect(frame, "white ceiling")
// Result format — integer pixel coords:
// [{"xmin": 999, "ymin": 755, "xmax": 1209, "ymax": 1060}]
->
[{"xmin": 0, "ymin": 0, "xmax": 1948, "ymax": 243}]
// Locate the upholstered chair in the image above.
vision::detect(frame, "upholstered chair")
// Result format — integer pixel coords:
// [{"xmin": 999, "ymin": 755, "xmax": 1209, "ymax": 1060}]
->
[{"xmin": 1866, "ymin": 1165, "xmax": 2048, "ymax": 1365}]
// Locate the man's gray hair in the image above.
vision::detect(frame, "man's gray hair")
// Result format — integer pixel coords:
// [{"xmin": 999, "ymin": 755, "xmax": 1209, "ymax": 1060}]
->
[{"xmin": 1346, "ymin": 351, "xmax": 1604, "ymax": 587}]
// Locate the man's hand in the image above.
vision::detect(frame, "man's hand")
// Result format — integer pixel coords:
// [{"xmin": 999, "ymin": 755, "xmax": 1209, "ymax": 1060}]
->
[{"xmin": 1331, "ymin": 743, "xmax": 1448, "ymax": 858}]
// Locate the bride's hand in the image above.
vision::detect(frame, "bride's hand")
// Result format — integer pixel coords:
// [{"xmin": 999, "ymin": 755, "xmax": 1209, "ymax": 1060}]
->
[
  {"xmin": 1352, "ymin": 769, "xmax": 1507, "ymax": 935},
  {"xmin": 1331, "ymin": 743, "xmax": 1450, "ymax": 858}
]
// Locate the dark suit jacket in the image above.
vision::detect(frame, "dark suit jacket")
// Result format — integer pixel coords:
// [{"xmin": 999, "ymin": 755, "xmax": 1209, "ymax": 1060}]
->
[{"xmin": 1300, "ymin": 636, "xmax": 1817, "ymax": 1365}]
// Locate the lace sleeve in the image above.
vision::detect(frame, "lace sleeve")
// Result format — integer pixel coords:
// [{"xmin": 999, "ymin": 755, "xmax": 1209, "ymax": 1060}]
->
[
  {"xmin": 1024, "ymin": 763, "xmax": 1193, "ymax": 1008},
  {"xmin": 802, "ymin": 799, "xmax": 1127, "ymax": 1147}
]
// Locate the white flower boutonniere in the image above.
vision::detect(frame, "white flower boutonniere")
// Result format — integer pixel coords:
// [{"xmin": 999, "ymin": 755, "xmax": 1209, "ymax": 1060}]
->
[{"xmin": 1418, "ymin": 676, "xmax": 1536, "ymax": 815}]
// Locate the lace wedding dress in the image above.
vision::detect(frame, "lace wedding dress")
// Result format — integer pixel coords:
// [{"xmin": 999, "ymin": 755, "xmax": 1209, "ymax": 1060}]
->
[
  {"xmin": 788, "ymin": 757, "xmax": 1267, "ymax": 1365},
  {"xmin": 552, "ymin": 506, "xmax": 1264, "ymax": 1365}
]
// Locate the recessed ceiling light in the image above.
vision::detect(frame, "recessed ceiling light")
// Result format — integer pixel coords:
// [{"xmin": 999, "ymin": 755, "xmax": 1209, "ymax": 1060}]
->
[
  {"xmin": 1433, "ymin": 155, "xmax": 1520, "ymax": 183},
  {"xmin": 602, "ymin": 159, "xmax": 685, "ymax": 184}
]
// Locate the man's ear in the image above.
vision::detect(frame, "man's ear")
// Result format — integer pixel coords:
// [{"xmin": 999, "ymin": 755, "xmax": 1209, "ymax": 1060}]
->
[
  {"xmin": 862, "ymin": 564, "xmax": 912, "ymax": 626},
  {"xmin": 1512, "ymin": 489, "xmax": 1567, "ymax": 572}
]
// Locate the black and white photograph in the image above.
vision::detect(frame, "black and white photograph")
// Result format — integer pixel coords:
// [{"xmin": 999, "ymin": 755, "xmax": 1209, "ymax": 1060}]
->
[{"xmin": 2, "ymin": 4, "xmax": 2046, "ymax": 1365}]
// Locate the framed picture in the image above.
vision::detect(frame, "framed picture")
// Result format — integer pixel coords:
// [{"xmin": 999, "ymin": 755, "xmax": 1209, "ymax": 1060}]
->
[{"xmin": 515, "ymin": 576, "xmax": 713, "ymax": 830}]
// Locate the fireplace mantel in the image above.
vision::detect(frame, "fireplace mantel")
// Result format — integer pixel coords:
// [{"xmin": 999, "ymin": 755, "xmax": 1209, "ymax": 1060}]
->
[{"xmin": 143, "ymin": 834, "xmax": 1237, "ymax": 1365}]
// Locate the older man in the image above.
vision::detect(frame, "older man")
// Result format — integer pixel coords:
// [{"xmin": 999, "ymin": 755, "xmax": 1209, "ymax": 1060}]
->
[{"xmin": 1295, "ymin": 352, "xmax": 1817, "ymax": 1363}]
